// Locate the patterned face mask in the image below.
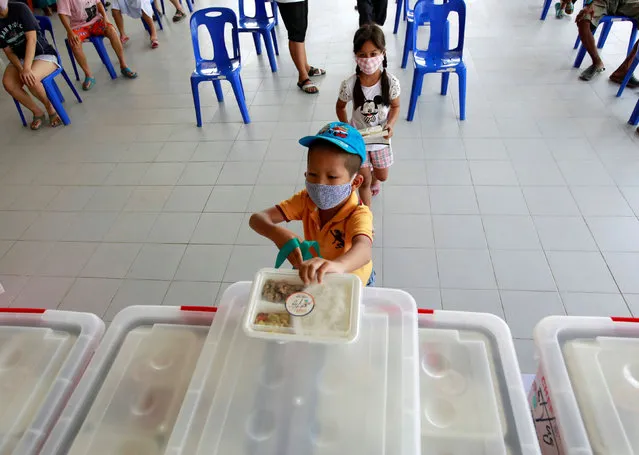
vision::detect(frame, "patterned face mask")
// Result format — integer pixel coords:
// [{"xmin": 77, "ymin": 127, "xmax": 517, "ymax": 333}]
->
[
  {"xmin": 356, "ymin": 54, "xmax": 384, "ymax": 75},
  {"xmin": 306, "ymin": 180, "xmax": 353, "ymax": 210}
]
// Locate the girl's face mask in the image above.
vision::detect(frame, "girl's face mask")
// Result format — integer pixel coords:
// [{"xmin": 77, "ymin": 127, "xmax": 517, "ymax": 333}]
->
[
  {"xmin": 305, "ymin": 179, "xmax": 354, "ymax": 210},
  {"xmin": 356, "ymin": 54, "xmax": 384, "ymax": 75}
]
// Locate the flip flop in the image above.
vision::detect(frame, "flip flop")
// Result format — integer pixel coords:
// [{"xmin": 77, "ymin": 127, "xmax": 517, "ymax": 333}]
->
[
  {"xmin": 82, "ymin": 76, "xmax": 96, "ymax": 91},
  {"xmin": 172, "ymin": 10, "xmax": 186, "ymax": 22},
  {"xmin": 30, "ymin": 114, "xmax": 46, "ymax": 130},
  {"xmin": 121, "ymin": 67, "xmax": 138, "ymax": 79},
  {"xmin": 308, "ymin": 66, "xmax": 326, "ymax": 77},
  {"xmin": 371, "ymin": 182, "xmax": 381, "ymax": 197},
  {"xmin": 610, "ymin": 74, "xmax": 639, "ymax": 88},
  {"xmin": 579, "ymin": 64, "xmax": 605, "ymax": 81},
  {"xmin": 555, "ymin": 2, "xmax": 564, "ymax": 18},
  {"xmin": 297, "ymin": 78, "xmax": 319, "ymax": 94},
  {"xmin": 151, "ymin": 39, "xmax": 159, "ymax": 49},
  {"xmin": 48, "ymin": 113, "xmax": 62, "ymax": 128}
]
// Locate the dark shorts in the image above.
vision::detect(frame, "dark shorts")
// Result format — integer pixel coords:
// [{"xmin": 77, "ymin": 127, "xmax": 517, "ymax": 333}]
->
[{"xmin": 277, "ymin": 0, "xmax": 308, "ymax": 42}]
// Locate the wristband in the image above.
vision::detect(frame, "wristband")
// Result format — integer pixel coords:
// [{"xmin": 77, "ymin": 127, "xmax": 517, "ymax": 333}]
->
[{"xmin": 275, "ymin": 238, "xmax": 321, "ymax": 269}]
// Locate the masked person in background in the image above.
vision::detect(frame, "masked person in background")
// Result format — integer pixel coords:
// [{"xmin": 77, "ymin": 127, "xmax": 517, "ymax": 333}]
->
[{"xmin": 357, "ymin": 0, "xmax": 387, "ymax": 26}]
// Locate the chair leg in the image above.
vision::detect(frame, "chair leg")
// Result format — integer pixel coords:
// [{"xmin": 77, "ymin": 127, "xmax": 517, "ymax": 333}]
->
[
  {"xmin": 617, "ymin": 52, "xmax": 639, "ymax": 97},
  {"xmin": 628, "ymin": 25, "xmax": 637, "ymax": 55},
  {"xmin": 191, "ymin": 77, "xmax": 203, "ymax": 127},
  {"xmin": 273, "ymin": 0, "xmax": 279, "ymax": 25},
  {"xmin": 401, "ymin": 21, "xmax": 412, "ymax": 69},
  {"xmin": 458, "ymin": 66, "xmax": 467, "ymax": 121},
  {"xmin": 271, "ymin": 27, "xmax": 279, "ymax": 55},
  {"xmin": 160, "ymin": 0, "xmax": 165, "ymax": 15},
  {"xmin": 252, "ymin": 32, "xmax": 263, "ymax": 55},
  {"xmin": 403, "ymin": 0, "xmax": 408, "ymax": 20},
  {"xmin": 440, "ymin": 72, "xmax": 450, "ymax": 96},
  {"xmin": 14, "ymin": 98, "xmax": 27, "ymax": 127},
  {"xmin": 573, "ymin": 34, "xmax": 581, "ymax": 50},
  {"xmin": 231, "ymin": 74, "xmax": 251, "ymax": 124},
  {"xmin": 573, "ymin": 43, "xmax": 587, "ymax": 68},
  {"xmin": 65, "ymin": 39, "xmax": 80, "ymax": 81},
  {"xmin": 53, "ymin": 80, "xmax": 65, "ymax": 104},
  {"xmin": 407, "ymin": 69, "xmax": 421, "ymax": 121},
  {"xmin": 597, "ymin": 21, "xmax": 612, "ymax": 48},
  {"xmin": 183, "ymin": 0, "xmax": 193, "ymax": 13},
  {"xmin": 152, "ymin": 2, "xmax": 163, "ymax": 30},
  {"xmin": 213, "ymin": 79, "xmax": 224, "ymax": 102},
  {"xmin": 91, "ymin": 37, "xmax": 118, "ymax": 79},
  {"xmin": 629, "ymin": 97, "xmax": 639, "ymax": 125},
  {"xmin": 43, "ymin": 78, "xmax": 71, "ymax": 125},
  {"xmin": 393, "ymin": 0, "xmax": 402, "ymax": 34},
  {"xmin": 540, "ymin": 0, "xmax": 552, "ymax": 20},
  {"xmin": 263, "ymin": 30, "xmax": 278, "ymax": 72},
  {"xmin": 61, "ymin": 69, "xmax": 83, "ymax": 103}
]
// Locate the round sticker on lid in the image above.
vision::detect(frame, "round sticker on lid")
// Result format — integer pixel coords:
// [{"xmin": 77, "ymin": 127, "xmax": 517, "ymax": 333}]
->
[{"xmin": 285, "ymin": 292, "xmax": 315, "ymax": 317}]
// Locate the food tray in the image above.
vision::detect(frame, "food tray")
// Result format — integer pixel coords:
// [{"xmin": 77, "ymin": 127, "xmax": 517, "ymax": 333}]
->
[
  {"xmin": 417, "ymin": 309, "xmax": 541, "ymax": 455},
  {"xmin": 40, "ymin": 305, "xmax": 216, "ymax": 455},
  {"xmin": 0, "ymin": 308, "xmax": 104, "ymax": 455},
  {"xmin": 531, "ymin": 316, "xmax": 639, "ymax": 455},
  {"xmin": 244, "ymin": 268, "xmax": 362, "ymax": 344},
  {"xmin": 167, "ymin": 283, "xmax": 420, "ymax": 455}
]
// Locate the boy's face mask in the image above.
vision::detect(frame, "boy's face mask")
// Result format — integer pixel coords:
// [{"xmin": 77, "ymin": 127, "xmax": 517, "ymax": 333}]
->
[{"xmin": 305, "ymin": 179, "xmax": 354, "ymax": 210}]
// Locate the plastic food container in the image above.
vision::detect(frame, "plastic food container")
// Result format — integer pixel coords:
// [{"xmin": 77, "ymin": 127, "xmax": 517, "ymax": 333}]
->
[
  {"xmin": 40, "ymin": 305, "xmax": 216, "ymax": 455},
  {"xmin": 244, "ymin": 268, "xmax": 362, "ymax": 344},
  {"xmin": 530, "ymin": 316, "xmax": 639, "ymax": 455},
  {"xmin": 166, "ymin": 283, "xmax": 420, "ymax": 455},
  {"xmin": 0, "ymin": 307, "xmax": 104, "ymax": 455},
  {"xmin": 417, "ymin": 308, "xmax": 541, "ymax": 455}
]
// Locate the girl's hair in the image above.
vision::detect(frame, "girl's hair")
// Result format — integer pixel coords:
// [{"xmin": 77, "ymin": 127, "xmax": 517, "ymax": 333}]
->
[{"xmin": 353, "ymin": 24, "xmax": 390, "ymax": 109}]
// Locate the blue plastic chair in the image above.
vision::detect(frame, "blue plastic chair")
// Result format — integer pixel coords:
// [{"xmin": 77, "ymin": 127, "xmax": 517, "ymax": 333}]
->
[
  {"xmin": 14, "ymin": 15, "xmax": 82, "ymax": 126},
  {"xmin": 189, "ymin": 8, "xmax": 251, "ymax": 126},
  {"xmin": 616, "ymin": 46, "xmax": 639, "ymax": 97},
  {"xmin": 142, "ymin": 1, "xmax": 164, "ymax": 32},
  {"xmin": 573, "ymin": 16, "xmax": 637, "ymax": 68},
  {"xmin": 628, "ymin": 97, "xmax": 639, "ymax": 125},
  {"xmin": 407, "ymin": 0, "xmax": 466, "ymax": 121},
  {"xmin": 401, "ymin": 0, "xmax": 450, "ymax": 69},
  {"xmin": 65, "ymin": 35, "xmax": 118, "ymax": 81},
  {"xmin": 393, "ymin": 0, "xmax": 410, "ymax": 34},
  {"xmin": 238, "ymin": 0, "xmax": 279, "ymax": 72}
]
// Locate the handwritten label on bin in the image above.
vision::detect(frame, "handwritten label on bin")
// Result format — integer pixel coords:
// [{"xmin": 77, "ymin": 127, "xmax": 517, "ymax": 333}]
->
[
  {"xmin": 529, "ymin": 370, "xmax": 564, "ymax": 455},
  {"xmin": 285, "ymin": 292, "xmax": 315, "ymax": 317}
]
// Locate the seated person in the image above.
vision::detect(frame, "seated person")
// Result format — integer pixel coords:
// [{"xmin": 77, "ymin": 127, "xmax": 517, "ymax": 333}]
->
[
  {"xmin": 111, "ymin": 0, "xmax": 158, "ymax": 49},
  {"xmin": 250, "ymin": 122, "xmax": 375, "ymax": 287},
  {"xmin": 577, "ymin": 0, "xmax": 639, "ymax": 86},
  {"xmin": 1, "ymin": 0, "xmax": 62, "ymax": 129},
  {"xmin": 56, "ymin": 0, "xmax": 137, "ymax": 90}
]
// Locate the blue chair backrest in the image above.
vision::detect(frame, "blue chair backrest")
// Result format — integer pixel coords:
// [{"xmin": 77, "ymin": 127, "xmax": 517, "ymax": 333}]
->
[
  {"xmin": 35, "ymin": 15, "xmax": 62, "ymax": 64},
  {"xmin": 415, "ymin": 0, "xmax": 466, "ymax": 56},
  {"xmin": 238, "ymin": 0, "xmax": 271, "ymax": 21},
  {"xmin": 190, "ymin": 8, "xmax": 241, "ymax": 68}
]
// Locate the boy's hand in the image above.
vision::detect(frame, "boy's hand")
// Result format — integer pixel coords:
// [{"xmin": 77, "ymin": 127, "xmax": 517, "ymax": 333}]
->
[{"xmin": 298, "ymin": 258, "xmax": 345, "ymax": 285}]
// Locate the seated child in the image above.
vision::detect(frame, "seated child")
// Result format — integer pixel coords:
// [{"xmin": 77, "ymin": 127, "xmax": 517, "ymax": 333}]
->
[
  {"xmin": 250, "ymin": 121, "xmax": 375, "ymax": 286},
  {"xmin": 111, "ymin": 0, "xmax": 158, "ymax": 49},
  {"xmin": 0, "ymin": 0, "xmax": 62, "ymax": 129},
  {"xmin": 57, "ymin": 0, "xmax": 137, "ymax": 90}
]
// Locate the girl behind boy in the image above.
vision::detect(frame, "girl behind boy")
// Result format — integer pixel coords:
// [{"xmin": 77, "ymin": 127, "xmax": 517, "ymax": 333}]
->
[{"xmin": 336, "ymin": 24, "xmax": 400, "ymax": 207}]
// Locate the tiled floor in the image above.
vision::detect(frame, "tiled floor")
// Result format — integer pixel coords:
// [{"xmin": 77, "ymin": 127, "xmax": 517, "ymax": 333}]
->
[{"xmin": 1, "ymin": 0, "xmax": 639, "ymax": 372}]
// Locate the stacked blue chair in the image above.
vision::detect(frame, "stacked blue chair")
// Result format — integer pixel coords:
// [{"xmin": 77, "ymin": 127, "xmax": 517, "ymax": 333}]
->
[
  {"xmin": 573, "ymin": 16, "xmax": 637, "ymax": 67},
  {"xmin": 14, "ymin": 15, "xmax": 82, "ymax": 126},
  {"xmin": 65, "ymin": 36, "xmax": 118, "ymax": 81},
  {"xmin": 189, "ymin": 8, "xmax": 251, "ymax": 126},
  {"xmin": 393, "ymin": 0, "xmax": 410, "ymax": 34},
  {"xmin": 407, "ymin": 0, "xmax": 466, "ymax": 121},
  {"xmin": 238, "ymin": 0, "xmax": 279, "ymax": 72}
]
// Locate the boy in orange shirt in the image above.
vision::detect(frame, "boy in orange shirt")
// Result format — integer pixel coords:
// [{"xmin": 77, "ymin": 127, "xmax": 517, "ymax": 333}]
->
[{"xmin": 250, "ymin": 122, "xmax": 374, "ymax": 286}]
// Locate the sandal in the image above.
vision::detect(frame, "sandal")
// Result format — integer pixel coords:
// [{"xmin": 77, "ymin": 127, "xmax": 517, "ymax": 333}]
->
[
  {"xmin": 554, "ymin": 2, "xmax": 564, "ymax": 18},
  {"xmin": 30, "ymin": 114, "xmax": 46, "ymax": 130},
  {"xmin": 120, "ymin": 35, "xmax": 130, "ymax": 46},
  {"xmin": 610, "ymin": 74, "xmax": 639, "ymax": 88},
  {"xmin": 49, "ymin": 113, "xmax": 62, "ymax": 128},
  {"xmin": 121, "ymin": 67, "xmax": 138, "ymax": 79},
  {"xmin": 565, "ymin": 1, "xmax": 574, "ymax": 14},
  {"xmin": 308, "ymin": 66, "xmax": 326, "ymax": 77},
  {"xmin": 151, "ymin": 39, "xmax": 159, "ymax": 49},
  {"xmin": 82, "ymin": 76, "xmax": 96, "ymax": 91},
  {"xmin": 172, "ymin": 10, "xmax": 186, "ymax": 22},
  {"xmin": 371, "ymin": 182, "xmax": 381, "ymax": 197},
  {"xmin": 297, "ymin": 78, "xmax": 319, "ymax": 94},
  {"xmin": 579, "ymin": 64, "xmax": 605, "ymax": 81}
]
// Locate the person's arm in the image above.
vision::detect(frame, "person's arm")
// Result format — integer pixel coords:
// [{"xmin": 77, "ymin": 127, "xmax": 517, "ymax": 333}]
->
[
  {"xmin": 298, "ymin": 235, "xmax": 372, "ymax": 284},
  {"xmin": 385, "ymin": 96, "xmax": 400, "ymax": 138},
  {"xmin": 249, "ymin": 207, "xmax": 304, "ymax": 268},
  {"xmin": 3, "ymin": 47, "xmax": 24, "ymax": 72},
  {"xmin": 59, "ymin": 13, "xmax": 81, "ymax": 47},
  {"xmin": 336, "ymin": 98, "xmax": 349, "ymax": 123},
  {"xmin": 20, "ymin": 31, "xmax": 38, "ymax": 87}
]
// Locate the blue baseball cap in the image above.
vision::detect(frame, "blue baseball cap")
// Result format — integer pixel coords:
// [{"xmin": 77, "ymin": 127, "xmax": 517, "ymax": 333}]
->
[{"xmin": 299, "ymin": 122, "xmax": 367, "ymax": 165}]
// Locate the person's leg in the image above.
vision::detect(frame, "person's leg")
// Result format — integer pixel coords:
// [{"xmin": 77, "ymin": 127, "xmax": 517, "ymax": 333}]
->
[
  {"xmin": 611, "ymin": 41, "xmax": 639, "ymax": 82},
  {"xmin": 358, "ymin": 165, "xmax": 373, "ymax": 207},
  {"xmin": 2, "ymin": 64, "xmax": 45, "ymax": 118},
  {"xmin": 102, "ymin": 22, "xmax": 129, "ymax": 69},
  {"xmin": 369, "ymin": 146, "xmax": 392, "ymax": 196},
  {"xmin": 24, "ymin": 60, "xmax": 59, "ymax": 118},
  {"xmin": 357, "ymin": 0, "xmax": 374, "ymax": 26},
  {"xmin": 111, "ymin": 8, "xmax": 129, "ymax": 43},
  {"xmin": 142, "ymin": 11, "xmax": 158, "ymax": 44},
  {"xmin": 168, "ymin": 0, "xmax": 185, "ymax": 21},
  {"xmin": 576, "ymin": 2, "xmax": 606, "ymax": 76},
  {"xmin": 70, "ymin": 28, "xmax": 93, "ymax": 80},
  {"xmin": 373, "ymin": 0, "xmax": 388, "ymax": 25}
]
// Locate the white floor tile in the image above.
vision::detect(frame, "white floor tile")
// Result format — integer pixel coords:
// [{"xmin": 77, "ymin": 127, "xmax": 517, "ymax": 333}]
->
[
  {"xmin": 38, "ymin": 242, "xmax": 97, "ymax": 277},
  {"xmin": 191, "ymin": 213, "xmax": 244, "ymax": 244},
  {"xmin": 105, "ymin": 212, "xmax": 158, "ymax": 243},
  {"xmin": 175, "ymin": 245, "xmax": 233, "ymax": 282},
  {"xmin": 571, "ymin": 186, "xmax": 634, "ymax": 217},
  {"xmin": 483, "ymin": 216, "xmax": 541, "ymax": 250},
  {"xmin": 60, "ymin": 277, "xmax": 121, "ymax": 316},
  {"xmin": 387, "ymin": 160, "xmax": 428, "ymax": 186},
  {"xmin": 426, "ymin": 161, "xmax": 472, "ymax": 186},
  {"xmin": 522, "ymin": 187, "xmax": 580, "ymax": 216},
  {"xmin": 437, "ymin": 249, "xmax": 496, "ymax": 290},
  {"xmin": 163, "ymin": 281, "xmax": 221, "ymax": 307},
  {"xmin": 382, "ymin": 186, "xmax": 430, "ymax": 214},
  {"xmin": 492, "ymin": 250, "xmax": 556, "ymax": 291},
  {"xmin": 402, "ymin": 288, "xmax": 442, "ymax": 309},
  {"xmin": 561, "ymin": 292, "xmax": 631, "ymax": 317},
  {"xmin": 475, "ymin": 186, "xmax": 529, "ymax": 215},
  {"xmin": 586, "ymin": 217, "xmax": 639, "ymax": 252},
  {"xmin": 85, "ymin": 187, "xmax": 135, "ymax": 212},
  {"xmin": 513, "ymin": 339, "xmax": 537, "ymax": 374},
  {"xmin": 441, "ymin": 289, "xmax": 504, "ymax": 318},
  {"xmin": 534, "ymin": 216, "xmax": 597, "ymax": 251},
  {"xmin": 106, "ymin": 279, "xmax": 170, "ymax": 320},
  {"xmin": 12, "ymin": 276, "xmax": 74, "ymax": 309},
  {"xmin": 0, "ymin": 241, "xmax": 54, "ymax": 275},
  {"xmin": 469, "ymin": 161, "xmax": 519, "ymax": 186},
  {"xmin": 128, "ymin": 244, "xmax": 186, "ymax": 280},
  {"xmin": 429, "ymin": 186, "xmax": 479, "ymax": 215},
  {"xmin": 547, "ymin": 251, "xmax": 619, "ymax": 293},
  {"xmin": 501, "ymin": 291, "xmax": 565, "ymax": 338},
  {"xmin": 383, "ymin": 214, "xmax": 433, "ymax": 248},
  {"xmin": 603, "ymin": 252, "xmax": 639, "ymax": 294},
  {"xmin": 383, "ymin": 248, "xmax": 439, "ymax": 288},
  {"xmin": 82, "ymin": 243, "xmax": 142, "ymax": 279},
  {"xmin": 164, "ymin": 186, "xmax": 213, "ymax": 212},
  {"xmin": 224, "ymin": 245, "xmax": 279, "ymax": 282},
  {"xmin": 147, "ymin": 213, "xmax": 200, "ymax": 244},
  {"xmin": 432, "ymin": 215, "xmax": 487, "ymax": 249},
  {"xmin": 625, "ymin": 294, "xmax": 639, "ymax": 316},
  {"xmin": 0, "ymin": 275, "xmax": 29, "ymax": 306}
]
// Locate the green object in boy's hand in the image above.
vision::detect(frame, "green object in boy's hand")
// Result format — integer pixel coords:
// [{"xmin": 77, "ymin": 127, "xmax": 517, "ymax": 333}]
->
[{"xmin": 275, "ymin": 238, "xmax": 322, "ymax": 269}]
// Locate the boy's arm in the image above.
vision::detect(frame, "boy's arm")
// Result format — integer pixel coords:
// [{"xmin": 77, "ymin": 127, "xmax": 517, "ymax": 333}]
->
[
  {"xmin": 298, "ymin": 235, "xmax": 372, "ymax": 284},
  {"xmin": 249, "ymin": 207, "xmax": 304, "ymax": 268},
  {"xmin": 336, "ymin": 99, "xmax": 349, "ymax": 123}
]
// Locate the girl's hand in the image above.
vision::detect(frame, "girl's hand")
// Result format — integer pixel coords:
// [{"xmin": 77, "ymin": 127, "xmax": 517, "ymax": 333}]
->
[
  {"xmin": 384, "ymin": 124, "xmax": 394, "ymax": 139},
  {"xmin": 21, "ymin": 68, "xmax": 37, "ymax": 87},
  {"xmin": 298, "ymin": 258, "xmax": 345, "ymax": 284},
  {"xmin": 67, "ymin": 31, "xmax": 81, "ymax": 47}
]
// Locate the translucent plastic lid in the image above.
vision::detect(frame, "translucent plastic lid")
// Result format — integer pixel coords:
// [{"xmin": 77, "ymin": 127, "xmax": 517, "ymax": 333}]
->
[
  {"xmin": 244, "ymin": 269, "xmax": 362, "ymax": 344},
  {"xmin": 533, "ymin": 316, "xmax": 639, "ymax": 455},
  {"xmin": 417, "ymin": 309, "xmax": 541, "ymax": 455},
  {"xmin": 167, "ymin": 283, "xmax": 420, "ymax": 455},
  {"xmin": 41, "ymin": 306, "xmax": 216, "ymax": 455},
  {"xmin": 0, "ymin": 308, "xmax": 104, "ymax": 455}
]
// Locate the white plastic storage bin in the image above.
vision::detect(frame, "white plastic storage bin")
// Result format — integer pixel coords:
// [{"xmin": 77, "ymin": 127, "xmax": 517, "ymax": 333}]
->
[
  {"xmin": 0, "ymin": 307, "xmax": 104, "ymax": 455},
  {"xmin": 166, "ymin": 283, "xmax": 421, "ymax": 455},
  {"xmin": 530, "ymin": 315, "xmax": 639, "ymax": 455},
  {"xmin": 417, "ymin": 308, "xmax": 541, "ymax": 455},
  {"xmin": 40, "ymin": 305, "xmax": 216, "ymax": 455}
]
